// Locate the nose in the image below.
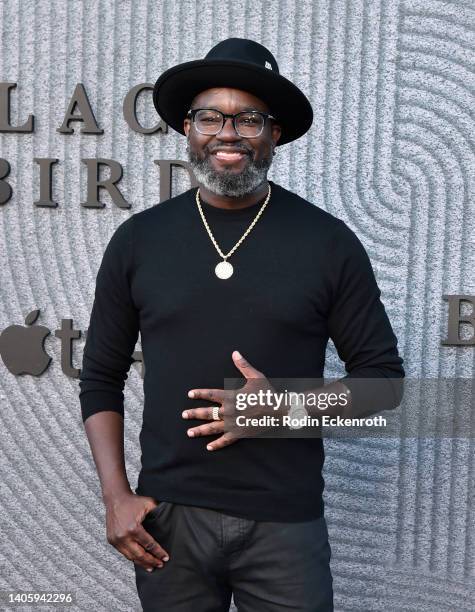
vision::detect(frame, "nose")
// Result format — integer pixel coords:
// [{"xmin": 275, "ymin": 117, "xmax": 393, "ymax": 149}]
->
[{"xmin": 217, "ymin": 116, "xmax": 241, "ymax": 141}]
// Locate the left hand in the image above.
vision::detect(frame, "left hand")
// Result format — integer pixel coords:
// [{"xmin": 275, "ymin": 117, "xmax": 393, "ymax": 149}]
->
[{"xmin": 182, "ymin": 351, "xmax": 275, "ymax": 451}]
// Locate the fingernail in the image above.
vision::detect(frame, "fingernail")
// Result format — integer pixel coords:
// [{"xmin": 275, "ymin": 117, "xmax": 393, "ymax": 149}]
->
[
  {"xmin": 188, "ymin": 390, "xmax": 195, "ymax": 398},
  {"xmin": 234, "ymin": 351, "xmax": 242, "ymax": 359},
  {"xmin": 187, "ymin": 430, "xmax": 194, "ymax": 437},
  {"xmin": 162, "ymin": 556, "xmax": 169, "ymax": 562},
  {"xmin": 146, "ymin": 568, "xmax": 153, "ymax": 572},
  {"xmin": 182, "ymin": 411, "xmax": 188, "ymax": 418},
  {"xmin": 207, "ymin": 445, "xmax": 213, "ymax": 451}
]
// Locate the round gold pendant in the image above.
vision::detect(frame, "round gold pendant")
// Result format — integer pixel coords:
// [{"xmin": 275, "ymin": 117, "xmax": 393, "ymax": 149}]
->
[{"xmin": 215, "ymin": 260, "xmax": 233, "ymax": 279}]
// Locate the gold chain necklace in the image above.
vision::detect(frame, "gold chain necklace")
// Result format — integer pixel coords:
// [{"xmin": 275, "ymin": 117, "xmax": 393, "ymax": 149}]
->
[{"xmin": 195, "ymin": 183, "xmax": 272, "ymax": 279}]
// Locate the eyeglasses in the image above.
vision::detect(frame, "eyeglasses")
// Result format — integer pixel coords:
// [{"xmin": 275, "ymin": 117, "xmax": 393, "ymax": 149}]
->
[{"xmin": 187, "ymin": 108, "xmax": 276, "ymax": 138}]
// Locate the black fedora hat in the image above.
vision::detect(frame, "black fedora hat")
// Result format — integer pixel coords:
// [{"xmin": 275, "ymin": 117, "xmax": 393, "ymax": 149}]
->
[{"xmin": 153, "ymin": 38, "xmax": 313, "ymax": 146}]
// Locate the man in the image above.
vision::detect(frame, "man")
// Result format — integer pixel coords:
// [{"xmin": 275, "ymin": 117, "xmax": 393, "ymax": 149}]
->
[{"xmin": 79, "ymin": 38, "xmax": 404, "ymax": 611}]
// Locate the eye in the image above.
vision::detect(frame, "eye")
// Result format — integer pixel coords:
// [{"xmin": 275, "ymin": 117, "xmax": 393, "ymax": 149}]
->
[
  {"xmin": 239, "ymin": 114, "xmax": 260, "ymax": 124},
  {"xmin": 196, "ymin": 111, "xmax": 222, "ymax": 123}
]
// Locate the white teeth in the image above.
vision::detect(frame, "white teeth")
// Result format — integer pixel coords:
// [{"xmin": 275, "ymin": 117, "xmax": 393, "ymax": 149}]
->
[
  {"xmin": 215, "ymin": 151, "xmax": 244, "ymax": 155},
  {"xmin": 215, "ymin": 151, "xmax": 245, "ymax": 160}
]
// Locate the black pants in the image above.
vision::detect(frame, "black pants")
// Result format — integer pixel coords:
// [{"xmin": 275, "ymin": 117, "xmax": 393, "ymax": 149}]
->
[{"xmin": 134, "ymin": 501, "xmax": 333, "ymax": 611}]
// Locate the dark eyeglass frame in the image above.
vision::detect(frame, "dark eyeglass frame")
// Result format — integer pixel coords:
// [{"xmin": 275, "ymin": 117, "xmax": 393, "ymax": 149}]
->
[{"xmin": 186, "ymin": 108, "xmax": 277, "ymax": 138}]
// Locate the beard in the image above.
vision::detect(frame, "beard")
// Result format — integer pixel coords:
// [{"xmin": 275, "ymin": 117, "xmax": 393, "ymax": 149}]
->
[{"xmin": 186, "ymin": 140, "xmax": 273, "ymax": 198}]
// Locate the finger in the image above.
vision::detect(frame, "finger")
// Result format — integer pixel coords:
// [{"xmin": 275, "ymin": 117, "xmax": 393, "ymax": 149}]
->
[
  {"xmin": 183, "ymin": 400, "xmax": 234, "ymax": 420},
  {"xmin": 206, "ymin": 432, "xmax": 238, "ymax": 451},
  {"xmin": 182, "ymin": 406, "xmax": 222, "ymax": 421},
  {"xmin": 186, "ymin": 420, "xmax": 224, "ymax": 437},
  {"xmin": 187, "ymin": 388, "xmax": 225, "ymax": 402},
  {"xmin": 232, "ymin": 350, "xmax": 264, "ymax": 379},
  {"xmin": 133, "ymin": 525, "xmax": 170, "ymax": 568},
  {"xmin": 127, "ymin": 542, "xmax": 165, "ymax": 571},
  {"xmin": 115, "ymin": 538, "xmax": 166, "ymax": 571}
]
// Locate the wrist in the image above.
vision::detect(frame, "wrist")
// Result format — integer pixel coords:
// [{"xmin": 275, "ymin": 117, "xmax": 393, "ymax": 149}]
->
[
  {"xmin": 337, "ymin": 381, "xmax": 353, "ymax": 417},
  {"xmin": 102, "ymin": 486, "xmax": 133, "ymax": 508},
  {"xmin": 303, "ymin": 380, "xmax": 352, "ymax": 419}
]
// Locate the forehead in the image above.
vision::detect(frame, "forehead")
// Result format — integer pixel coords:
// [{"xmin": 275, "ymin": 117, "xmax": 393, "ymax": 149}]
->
[{"xmin": 191, "ymin": 87, "xmax": 270, "ymax": 113}]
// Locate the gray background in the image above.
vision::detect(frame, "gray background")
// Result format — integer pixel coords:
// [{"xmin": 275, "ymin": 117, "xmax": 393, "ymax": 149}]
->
[{"xmin": 0, "ymin": 0, "xmax": 474, "ymax": 610}]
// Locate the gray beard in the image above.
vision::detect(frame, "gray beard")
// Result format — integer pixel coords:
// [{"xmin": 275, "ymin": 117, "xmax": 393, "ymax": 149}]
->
[{"xmin": 186, "ymin": 143, "xmax": 273, "ymax": 198}]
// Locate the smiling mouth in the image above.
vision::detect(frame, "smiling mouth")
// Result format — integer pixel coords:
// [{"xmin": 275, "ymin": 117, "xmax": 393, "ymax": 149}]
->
[{"xmin": 212, "ymin": 150, "xmax": 250, "ymax": 163}]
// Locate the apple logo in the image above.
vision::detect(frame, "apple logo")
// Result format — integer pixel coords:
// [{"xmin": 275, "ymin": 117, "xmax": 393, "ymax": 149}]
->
[{"xmin": 0, "ymin": 309, "xmax": 52, "ymax": 375}]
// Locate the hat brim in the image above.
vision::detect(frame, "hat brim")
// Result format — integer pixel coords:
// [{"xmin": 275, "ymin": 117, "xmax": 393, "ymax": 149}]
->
[{"xmin": 153, "ymin": 59, "xmax": 313, "ymax": 146}]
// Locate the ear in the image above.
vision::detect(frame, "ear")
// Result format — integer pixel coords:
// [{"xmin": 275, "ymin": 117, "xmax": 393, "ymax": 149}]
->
[
  {"xmin": 271, "ymin": 122, "xmax": 282, "ymax": 147},
  {"xmin": 184, "ymin": 117, "xmax": 191, "ymax": 137}
]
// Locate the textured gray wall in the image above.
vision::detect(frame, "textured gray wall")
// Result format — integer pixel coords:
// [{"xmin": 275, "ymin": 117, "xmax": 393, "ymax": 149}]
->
[{"xmin": 0, "ymin": 0, "xmax": 474, "ymax": 610}]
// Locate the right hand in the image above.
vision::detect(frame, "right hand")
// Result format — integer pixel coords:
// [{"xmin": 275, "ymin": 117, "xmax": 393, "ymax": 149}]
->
[{"xmin": 105, "ymin": 491, "xmax": 170, "ymax": 572}]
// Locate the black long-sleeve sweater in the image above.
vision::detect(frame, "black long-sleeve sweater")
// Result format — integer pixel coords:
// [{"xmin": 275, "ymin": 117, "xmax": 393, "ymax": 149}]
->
[{"xmin": 78, "ymin": 180, "xmax": 404, "ymax": 522}]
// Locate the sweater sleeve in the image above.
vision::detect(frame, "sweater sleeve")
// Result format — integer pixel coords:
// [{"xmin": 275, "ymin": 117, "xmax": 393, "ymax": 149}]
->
[
  {"xmin": 326, "ymin": 220, "xmax": 405, "ymax": 417},
  {"xmin": 78, "ymin": 216, "xmax": 140, "ymax": 423}
]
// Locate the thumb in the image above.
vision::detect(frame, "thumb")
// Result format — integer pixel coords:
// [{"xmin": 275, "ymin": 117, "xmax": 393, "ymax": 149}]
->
[{"xmin": 232, "ymin": 351, "xmax": 264, "ymax": 379}]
